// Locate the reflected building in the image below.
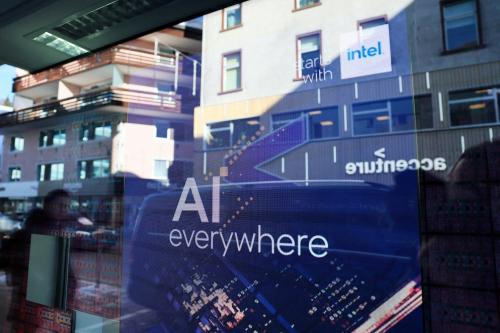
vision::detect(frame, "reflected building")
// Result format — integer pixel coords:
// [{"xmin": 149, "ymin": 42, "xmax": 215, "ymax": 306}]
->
[
  {"xmin": 194, "ymin": 0, "xmax": 500, "ymax": 332},
  {"xmin": 0, "ymin": 23, "xmax": 201, "ymax": 227}
]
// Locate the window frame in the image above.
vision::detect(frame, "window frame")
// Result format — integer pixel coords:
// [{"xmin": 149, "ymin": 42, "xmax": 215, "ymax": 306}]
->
[
  {"xmin": 8, "ymin": 166, "xmax": 22, "ymax": 182},
  {"xmin": 77, "ymin": 158, "xmax": 111, "ymax": 180},
  {"xmin": 10, "ymin": 136, "xmax": 25, "ymax": 152},
  {"xmin": 221, "ymin": 3, "xmax": 243, "ymax": 32},
  {"xmin": 440, "ymin": 0, "xmax": 483, "ymax": 54},
  {"xmin": 448, "ymin": 86, "xmax": 499, "ymax": 128},
  {"xmin": 205, "ymin": 117, "xmax": 261, "ymax": 151},
  {"xmin": 153, "ymin": 159, "xmax": 170, "ymax": 180},
  {"xmin": 271, "ymin": 107, "xmax": 340, "ymax": 141},
  {"xmin": 80, "ymin": 121, "xmax": 112, "ymax": 142},
  {"xmin": 220, "ymin": 50, "xmax": 242, "ymax": 94},
  {"xmin": 357, "ymin": 15, "xmax": 388, "ymax": 31},
  {"xmin": 295, "ymin": 31, "xmax": 323, "ymax": 80},
  {"xmin": 38, "ymin": 162, "xmax": 64, "ymax": 182},
  {"xmin": 39, "ymin": 128, "xmax": 66, "ymax": 148},
  {"xmin": 293, "ymin": 0, "xmax": 322, "ymax": 12},
  {"xmin": 352, "ymin": 96, "xmax": 434, "ymax": 137}
]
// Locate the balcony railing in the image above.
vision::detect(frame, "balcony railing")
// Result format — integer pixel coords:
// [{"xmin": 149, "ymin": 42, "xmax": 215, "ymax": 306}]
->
[
  {"xmin": 0, "ymin": 88, "xmax": 180, "ymax": 127},
  {"xmin": 13, "ymin": 46, "xmax": 178, "ymax": 91}
]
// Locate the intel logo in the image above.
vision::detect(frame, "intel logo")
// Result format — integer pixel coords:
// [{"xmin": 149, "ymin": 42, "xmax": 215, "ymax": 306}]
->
[{"xmin": 347, "ymin": 41, "xmax": 383, "ymax": 61}]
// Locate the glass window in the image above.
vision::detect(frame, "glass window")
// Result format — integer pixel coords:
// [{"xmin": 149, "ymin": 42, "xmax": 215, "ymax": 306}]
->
[
  {"xmin": 233, "ymin": 118, "xmax": 260, "ymax": 145},
  {"xmin": 40, "ymin": 129, "xmax": 65, "ymax": 147},
  {"xmin": 223, "ymin": 52, "xmax": 241, "ymax": 92},
  {"xmin": 443, "ymin": 0, "xmax": 480, "ymax": 51},
  {"xmin": 156, "ymin": 123, "xmax": 169, "ymax": 138},
  {"xmin": 391, "ymin": 98, "xmax": 415, "ymax": 132},
  {"xmin": 298, "ymin": 34, "xmax": 321, "ymax": 77},
  {"xmin": 10, "ymin": 136, "xmax": 24, "ymax": 152},
  {"xmin": 353, "ymin": 101, "xmax": 390, "ymax": 135},
  {"xmin": 8, "ymin": 167, "xmax": 21, "ymax": 182},
  {"xmin": 223, "ymin": 4, "xmax": 242, "ymax": 30},
  {"xmin": 154, "ymin": 159, "xmax": 169, "ymax": 180},
  {"xmin": 94, "ymin": 122, "xmax": 112, "ymax": 139},
  {"xmin": 37, "ymin": 164, "xmax": 47, "ymax": 181},
  {"xmin": 309, "ymin": 108, "xmax": 339, "ymax": 139},
  {"xmin": 414, "ymin": 95, "xmax": 434, "ymax": 130},
  {"xmin": 49, "ymin": 163, "xmax": 64, "ymax": 181},
  {"xmin": 172, "ymin": 123, "xmax": 193, "ymax": 142},
  {"xmin": 81, "ymin": 122, "xmax": 112, "ymax": 141},
  {"xmin": 78, "ymin": 159, "xmax": 110, "ymax": 179},
  {"xmin": 39, "ymin": 131, "xmax": 50, "ymax": 147},
  {"xmin": 78, "ymin": 161, "xmax": 89, "ymax": 180},
  {"xmin": 206, "ymin": 121, "xmax": 231, "ymax": 149},
  {"xmin": 272, "ymin": 112, "xmax": 302, "ymax": 130},
  {"xmin": 296, "ymin": 0, "xmax": 320, "ymax": 10},
  {"xmin": 206, "ymin": 118, "xmax": 260, "ymax": 149},
  {"xmin": 80, "ymin": 124, "xmax": 93, "ymax": 141},
  {"xmin": 359, "ymin": 17, "xmax": 387, "ymax": 30},
  {"xmin": 92, "ymin": 159, "xmax": 110, "ymax": 178},
  {"xmin": 52, "ymin": 130, "xmax": 66, "ymax": 146},
  {"xmin": 449, "ymin": 88, "xmax": 497, "ymax": 126}
]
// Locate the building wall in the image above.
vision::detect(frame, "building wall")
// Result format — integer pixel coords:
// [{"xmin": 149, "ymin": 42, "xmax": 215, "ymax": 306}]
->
[{"xmin": 201, "ymin": 0, "xmax": 415, "ymax": 107}]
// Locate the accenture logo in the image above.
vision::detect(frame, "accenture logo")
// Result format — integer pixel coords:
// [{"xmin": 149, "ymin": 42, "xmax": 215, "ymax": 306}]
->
[{"xmin": 345, "ymin": 148, "xmax": 447, "ymax": 175}]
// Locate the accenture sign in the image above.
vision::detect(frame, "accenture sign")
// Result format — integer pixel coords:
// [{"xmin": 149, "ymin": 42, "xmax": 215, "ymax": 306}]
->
[{"xmin": 345, "ymin": 148, "xmax": 447, "ymax": 175}]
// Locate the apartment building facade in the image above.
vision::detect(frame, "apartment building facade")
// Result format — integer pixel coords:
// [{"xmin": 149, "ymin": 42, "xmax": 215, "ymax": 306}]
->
[
  {"xmin": 0, "ymin": 24, "xmax": 201, "ymax": 226},
  {"xmin": 194, "ymin": 0, "xmax": 500, "ymax": 332}
]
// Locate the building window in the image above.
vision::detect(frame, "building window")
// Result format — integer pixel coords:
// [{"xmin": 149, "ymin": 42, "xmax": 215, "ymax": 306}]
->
[
  {"xmin": 38, "ymin": 163, "xmax": 64, "ymax": 181},
  {"xmin": 156, "ymin": 123, "xmax": 193, "ymax": 141},
  {"xmin": 39, "ymin": 129, "xmax": 66, "ymax": 147},
  {"xmin": 414, "ymin": 95, "xmax": 434, "ymax": 130},
  {"xmin": 295, "ymin": 0, "xmax": 321, "ymax": 10},
  {"xmin": 353, "ymin": 101, "xmax": 391, "ymax": 135},
  {"xmin": 206, "ymin": 121, "xmax": 231, "ymax": 149},
  {"xmin": 272, "ymin": 112, "xmax": 302, "ymax": 131},
  {"xmin": 308, "ymin": 108, "xmax": 340, "ymax": 139},
  {"xmin": 449, "ymin": 87, "xmax": 498, "ymax": 127},
  {"xmin": 206, "ymin": 118, "xmax": 260, "ymax": 150},
  {"xmin": 358, "ymin": 16, "xmax": 387, "ymax": 30},
  {"xmin": 81, "ymin": 122, "xmax": 112, "ymax": 141},
  {"xmin": 442, "ymin": 0, "xmax": 481, "ymax": 52},
  {"xmin": 297, "ymin": 33, "xmax": 321, "ymax": 78},
  {"xmin": 8, "ymin": 167, "xmax": 21, "ymax": 182},
  {"xmin": 222, "ymin": 52, "xmax": 241, "ymax": 92},
  {"xmin": 272, "ymin": 108, "xmax": 339, "ymax": 140},
  {"xmin": 154, "ymin": 160, "xmax": 169, "ymax": 180},
  {"xmin": 353, "ymin": 97, "xmax": 433, "ymax": 135},
  {"xmin": 78, "ymin": 159, "xmax": 110, "ymax": 179},
  {"xmin": 10, "ymin": 136, "xmax": 24, "ymax": 152},
  {"xmin": 222, "ymin": 4, "xmax": 242, "ymax": 30}
]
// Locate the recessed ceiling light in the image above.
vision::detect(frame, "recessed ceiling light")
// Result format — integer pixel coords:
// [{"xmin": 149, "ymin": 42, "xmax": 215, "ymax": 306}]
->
[{"xmin": 33, "ymin": 32, "xmax": 88, "ymax": 57}]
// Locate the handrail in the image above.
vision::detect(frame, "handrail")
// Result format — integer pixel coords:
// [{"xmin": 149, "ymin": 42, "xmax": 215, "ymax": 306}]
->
[
  {"xmin": 0, "ymin": 88, "xmax": 181, "ymax": 127},
  {"xmin": 13, "ymin": 45, "xmax": 179, "ymax": 91}
]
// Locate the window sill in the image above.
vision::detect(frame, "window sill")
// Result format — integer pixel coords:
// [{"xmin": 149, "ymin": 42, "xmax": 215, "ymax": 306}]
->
[
  {"xmin": 441, "ymin": 44, "xmax": 485, "ymax": 56},
  {"xmin": 218, "ymin": 88, "xmax": 243, "ymax": 95},
  {"xmin": 220, "ymin": 24, "xmax": 243, "ymax": 33},
  {"xmin": 292, "ymin": 2, "xmax": 322, "ymax": 12}
]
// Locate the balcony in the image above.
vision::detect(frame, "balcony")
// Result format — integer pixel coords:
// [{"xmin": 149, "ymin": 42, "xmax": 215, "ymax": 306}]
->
[
  {"xmin": 0, "ymin": 88, "xmax": 181, "ymax": 128},
  {"xmin": 13, "ymin": 46, "xmax": 178, "ymax": 92}
]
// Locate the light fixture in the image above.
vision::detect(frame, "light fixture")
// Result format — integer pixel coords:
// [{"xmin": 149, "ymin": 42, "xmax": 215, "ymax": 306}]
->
[
  {"xmin": 320, "ymin": 121, "xmax": 334, "ymax": 126},
  {"xmin": 308, "ymin": 110, "xmax": 322, "ymax": 116},
  {"xmin": 469, "ymin": 103, "xmax": 486, "ymax": 110},
  {"xmin": 33, "ymin": 32, "xmax": 88, "ymax": 57},
  {"xmin": 247, "ymin": 120, "xmax": 260, "ymax": 126},
  {"xmin": 376, "ymin": 115, "xmax": 390, "ymax": 121}
]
